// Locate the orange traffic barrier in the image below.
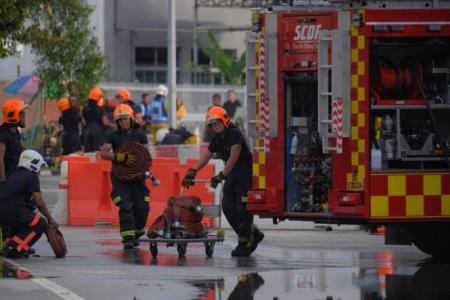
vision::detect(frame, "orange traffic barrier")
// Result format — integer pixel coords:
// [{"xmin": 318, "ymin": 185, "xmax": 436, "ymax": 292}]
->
[{"xmin": 65, "ymin": 156, "xmax": 215, "ymax": 227}]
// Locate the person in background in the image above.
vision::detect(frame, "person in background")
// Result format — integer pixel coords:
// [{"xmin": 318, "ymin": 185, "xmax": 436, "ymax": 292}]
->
[
  {"xmin": 203, "ymin": 94, "xmax": 222, "ymax": 143},
  {"xmin": 0, "ymin": 150, "xmax": 58, "ymax": 258},
  {"xmin": 150, "ymin": 85, "xmax": 169, "ymax": 144},
  {"xmin": 161, "ymin": 127, "xmax": 182, "ymax": 145},
  {"xmin": 176, "ymin": 97, "xmax": 187, "ymax": 123},
  {"xmin": 97, "ymin": 97, "xmax": 117, "ymax": 136},
  {"xmin": 139, "ymin": 93, "xmax": 152, "ymax": 133},
  {"xmin": 51, "ymin": 97, "xmax": 82, "ymax": 155},
  {"xmin": 222, "ymin": 89, "xmax": 242, "ymax": 121},
  {"xmin": 211, "ymin": 93, "xmax": 222, "ymax": 109},
  {"xmin": 116, "ymin": 89, "xmax": 143, "ymax": 127},
  {"xmin": 82, "ymin": 87, "xmax": 109, "ymax": 152},
  {"xmin": 182, "ymin": 106, "xmax": 264, "ymax": 257}
]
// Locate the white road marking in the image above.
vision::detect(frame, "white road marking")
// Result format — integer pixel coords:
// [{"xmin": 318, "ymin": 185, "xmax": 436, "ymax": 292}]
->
[{"xmin": 3, "ymin": 258, "xmax": 85, "ymax": 300}]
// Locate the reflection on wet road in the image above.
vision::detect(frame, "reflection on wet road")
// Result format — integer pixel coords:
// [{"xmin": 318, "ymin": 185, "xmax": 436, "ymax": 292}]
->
[
  {"xmin": 187, "ymin": 260, "xmax": 450, "ymax": 300},
  {"xmin": 102, "ymin": 248, "xmax": 450, "ymax": 300}
]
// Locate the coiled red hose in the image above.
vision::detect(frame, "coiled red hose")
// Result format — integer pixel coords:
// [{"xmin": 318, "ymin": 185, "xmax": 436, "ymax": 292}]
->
[{"xmin": 112, "ymin": 142, "xmax": 152, "ymax": 181}]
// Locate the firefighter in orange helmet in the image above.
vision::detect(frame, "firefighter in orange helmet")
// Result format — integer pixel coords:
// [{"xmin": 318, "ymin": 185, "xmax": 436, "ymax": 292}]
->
[
  {"xmin": 82, "ymin": 87, "xmax": 109, "ymax": 152},
  {"xmin": 99, "ymin": 104, "xmax": 150, "ymax": 249},
  {"xmin": 182, "ymin": 106, "xmax": 264, "ymax": 257},
  {"xmin": 0, "ymin": 98, "xmax": 29, "ymax": 246},
  {"xmin": 51, "ymin": 97, "xmax": 82, "ymax": 155},
  {"xmin": 0, "ymin": 98, "xmax": 29, "ymax": 183}
]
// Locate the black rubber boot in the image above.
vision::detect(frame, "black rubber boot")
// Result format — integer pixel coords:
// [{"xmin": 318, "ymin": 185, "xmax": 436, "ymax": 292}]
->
[
  {"xmin": 249, "ymin": 230, "xmax": 264, "ymax": 254},
  {"xmin": 0, "ymin": 245, "xmax": 28, "ymax": 259},
  {"xmin": 231, "ymin": 244, "xmax": 251, "ymax": 257}
]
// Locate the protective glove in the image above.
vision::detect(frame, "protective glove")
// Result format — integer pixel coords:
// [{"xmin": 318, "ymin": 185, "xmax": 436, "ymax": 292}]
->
[
  {"xmin": 210, "ymin": 171, "xmax": 226, "ymax": 188},
  {"xmin": 181, "ymin": 168, "xmax": 197, "ymax": 188},
  {"xmin": 114, "ymin": 152, "xmax": 136, "ymax": 166}
]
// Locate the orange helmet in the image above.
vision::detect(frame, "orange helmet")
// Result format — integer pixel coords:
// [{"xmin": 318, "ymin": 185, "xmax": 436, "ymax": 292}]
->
[
  {"xmin": 3, "ymin": 98, "xmax": 29, "ymax": 124},
  {"xmin": 113, "ymin": 103, "xmax": 134, "ymax": 121},
  {"xmin": 205, "ymin": 106, "xmax": 230, "ymax": 127},
  {"xmin": 57, "ymin": 97, "xmax": 71, "ymax": 112},
  {"xmin": 116, "ymin": 89, "xmax": 132, "ymax": 102},
  {"xmin": 88, "ymin": 87, "xmax": 103, "ymax": 102}
]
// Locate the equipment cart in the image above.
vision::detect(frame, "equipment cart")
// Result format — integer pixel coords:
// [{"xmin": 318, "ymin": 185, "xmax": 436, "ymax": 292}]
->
[{"xmin": 141, "ymin": 180, "xmax": 224, "ymax": 258}]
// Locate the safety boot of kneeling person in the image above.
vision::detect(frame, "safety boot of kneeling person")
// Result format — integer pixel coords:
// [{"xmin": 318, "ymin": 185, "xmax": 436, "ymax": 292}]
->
[{"xmin": 0, "ymin": 244, "xmax": 29, "ymax": 259}]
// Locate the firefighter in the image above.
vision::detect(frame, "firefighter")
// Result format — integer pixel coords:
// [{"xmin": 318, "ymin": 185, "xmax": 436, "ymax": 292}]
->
[
  {"xmin": 82, "ymin": 87, "xmax": 109, "ymax": 152},
  {"xmin": 0, "ymin": 98, "xmax": 28, "ymax": 243},
  {"xmin": 51, "ymin": 97, "xmax": 82, "ymax": 155},
  {"xmin": 182, "ymin": 106, "xmax": 264, "ymax": 257},
  {"xmin": 0, "ymin": 150, "xmax": 57, "ymax": 258},
  {"xmin": 0, "ymin": 98, "xmax": 28, "ymax": 183},
  {"xmin": 99, "ymin": 104, "xmax": 149, "ymax": 249}
]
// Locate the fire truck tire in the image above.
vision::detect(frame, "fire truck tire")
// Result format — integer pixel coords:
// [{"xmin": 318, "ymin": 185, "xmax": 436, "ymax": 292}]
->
[{"xmin": 412, "ymin": 223, "xmax": 450, "ymax": 258}]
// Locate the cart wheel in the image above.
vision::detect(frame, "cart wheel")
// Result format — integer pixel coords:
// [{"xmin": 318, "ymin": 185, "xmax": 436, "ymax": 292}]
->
[
  {"xmin": 177, "ymin": 242, "xmax": 187, "ymax": 257},
  {"xmin": 205, "ymin": 242, "xmax": 214, "ymax": 258},
  {"xmin": 150, "ymin": 243, "xmax": 158, "ymax": 258}
]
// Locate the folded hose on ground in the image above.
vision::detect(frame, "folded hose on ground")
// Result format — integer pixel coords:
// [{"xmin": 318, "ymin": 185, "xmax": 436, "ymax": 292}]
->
[
  {"xmin": 112, "ymin": 142, "xmax": 152, "ymax": 181},
  {"xmin": 46, "ymin": 225, "xmax": 67, "ymax": 258}
]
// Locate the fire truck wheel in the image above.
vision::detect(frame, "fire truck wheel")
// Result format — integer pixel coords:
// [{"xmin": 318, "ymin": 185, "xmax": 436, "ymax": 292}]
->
[{"xmin": 412, "ymin": 223, "xmax": 450, "ymax": 258}]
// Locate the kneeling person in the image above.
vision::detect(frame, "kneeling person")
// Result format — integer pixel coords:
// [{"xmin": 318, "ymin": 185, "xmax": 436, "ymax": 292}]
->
[
  {"xmin": 0, "ymin": 150, "xmax": 58, "ymax": 258},
  {"xmin": 100, "ymin": 104, "xmax": 150, "ymax": 249}
]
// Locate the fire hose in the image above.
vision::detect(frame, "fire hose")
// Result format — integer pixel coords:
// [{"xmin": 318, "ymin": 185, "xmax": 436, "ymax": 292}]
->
[{"xmin": 112, "ymin": 142, "xmax": 152, "ymax": 181}]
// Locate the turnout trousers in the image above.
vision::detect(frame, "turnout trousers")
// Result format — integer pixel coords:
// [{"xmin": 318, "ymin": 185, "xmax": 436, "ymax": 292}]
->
[
  {"xmin": 222, "ymin": 177, "xmax": 259, "ymax": 246},
  {"xmin": 0, "ymin": 207, "xmax": 47, "ymax": 254},
  {"xmin": 110, "ymin": 174, "xmax": 150, "ymax": 242}
]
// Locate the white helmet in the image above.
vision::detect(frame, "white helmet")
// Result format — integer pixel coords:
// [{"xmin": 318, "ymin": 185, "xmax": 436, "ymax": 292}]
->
[
  {"xmin": 18, "ymin": 150, "xmax": 47, "ymax": 173},
  {"xmin": 156, "ymin": 128, "xmax": 169, "ymax": 143},
  {"xmin": 156, "ymin": 84, "xmax": 168, "ymax": 97}
]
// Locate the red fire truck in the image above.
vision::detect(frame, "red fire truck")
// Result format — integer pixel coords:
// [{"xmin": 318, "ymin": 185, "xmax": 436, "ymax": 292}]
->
[{"xmin": 245, "ymin": 0, "xmax": 450, "ymax": 257}]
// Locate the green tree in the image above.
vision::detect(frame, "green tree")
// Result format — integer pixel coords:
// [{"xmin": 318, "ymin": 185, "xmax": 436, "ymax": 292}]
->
[
  {"xmin": 197, "ymin": 31, "xmax": 246, "ymax": 85},
  {"xmin": 0, "ymin": 1, "xmax": 40, "ymax": 58},
  {"xmin": 28, "ymin": 0, "xmax": 105, "ymax": 102}
]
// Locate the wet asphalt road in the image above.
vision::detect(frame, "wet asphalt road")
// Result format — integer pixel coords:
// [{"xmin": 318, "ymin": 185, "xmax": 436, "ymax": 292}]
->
[{"xmin": 1, "ymin": 176, "xmax": 448, "ymax": 300}]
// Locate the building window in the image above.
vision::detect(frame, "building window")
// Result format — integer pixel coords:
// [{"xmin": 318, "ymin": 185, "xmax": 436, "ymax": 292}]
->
[{"xmin": 134, "ymin": 47, "xmax": 179, "ymax": 83}]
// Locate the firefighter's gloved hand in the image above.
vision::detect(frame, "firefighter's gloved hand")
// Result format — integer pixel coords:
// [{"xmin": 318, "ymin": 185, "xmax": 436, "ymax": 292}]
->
[
  {"xmin": 114, "ymin": 152, "xmax": 136, "ymax": 166},
  {"xmin": 210, "ymin": 171, "xmax": 226, "ymax": 188},
  {"xmin": 182, "ymin": 168, "xmax": 197, "ymax": 188}
]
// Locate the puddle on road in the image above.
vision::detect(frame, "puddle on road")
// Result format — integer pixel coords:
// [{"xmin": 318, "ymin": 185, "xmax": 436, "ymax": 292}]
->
[
  {"xmin": 188, "ymin": 259, "xmax": 450, "ymax": 300},
  {"xmin": 103, "ymin": 248, "xmax": 213, "ymax": 266},
  {"xmin": 0, "ymin": 259, "xmax": 32, "ymax": 280}
]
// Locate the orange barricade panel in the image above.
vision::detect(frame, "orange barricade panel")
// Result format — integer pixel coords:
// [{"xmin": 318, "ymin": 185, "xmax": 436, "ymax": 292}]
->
[{"xmin": 66, "ymin": 156, "xmax": 216, "ymax": 227}]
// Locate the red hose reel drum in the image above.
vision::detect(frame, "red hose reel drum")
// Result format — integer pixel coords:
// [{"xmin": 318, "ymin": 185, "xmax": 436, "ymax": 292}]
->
[{"xmin": 373, "ymin": 58, "xmax": 423, "ymax": 102}]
